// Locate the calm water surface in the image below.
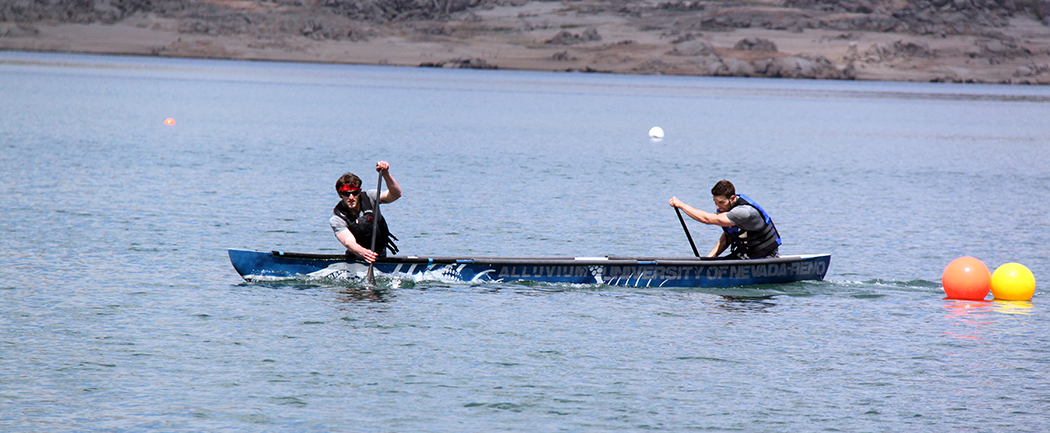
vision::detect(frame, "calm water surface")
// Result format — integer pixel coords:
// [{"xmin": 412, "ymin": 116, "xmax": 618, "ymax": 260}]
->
[{"xmin": 2, "ymin": 51, "xmax": 1049, "ymax": 431}]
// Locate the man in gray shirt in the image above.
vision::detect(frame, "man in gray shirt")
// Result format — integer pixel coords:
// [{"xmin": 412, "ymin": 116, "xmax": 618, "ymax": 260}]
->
[
  {"xmin": 330, "ymin": 161, "xmax": 402, "ymax": 263},
  {"xmin": 669, "ymin": 180, "xmax": 781, "ymax": 259}
]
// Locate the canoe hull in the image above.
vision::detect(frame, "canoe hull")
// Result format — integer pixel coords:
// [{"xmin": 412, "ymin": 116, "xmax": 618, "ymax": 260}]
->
[{"xmin": 229, "ymin": 249, "xmax": 830, "ymax": 288}]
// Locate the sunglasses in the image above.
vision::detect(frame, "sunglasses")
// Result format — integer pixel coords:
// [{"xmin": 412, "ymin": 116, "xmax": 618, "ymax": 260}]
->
[{"xmin": 339, "ymin": 190, "xmax": 361, "ymax": 198}]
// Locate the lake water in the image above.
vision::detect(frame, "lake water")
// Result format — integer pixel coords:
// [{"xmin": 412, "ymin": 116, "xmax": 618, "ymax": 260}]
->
[{"xmin": 2, "ymin": 51, "xmax": 1049, "ymax": 431}]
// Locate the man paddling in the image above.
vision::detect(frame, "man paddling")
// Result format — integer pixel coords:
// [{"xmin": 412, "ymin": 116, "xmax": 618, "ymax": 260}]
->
[
  {"xmin": 330, "ymin": 161, "xmax": 401, "ymax": 263},
  {"xmin": 669, "ymin": 180, "xmax": 781, "ymax": 259}
]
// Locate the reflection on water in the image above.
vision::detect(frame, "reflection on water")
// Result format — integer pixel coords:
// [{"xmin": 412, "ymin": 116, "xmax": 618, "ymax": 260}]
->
[
  {"xmin": 942, "ymin": 300, "xmax": 992, "ymax": 340},
  {"xmin": 991, "ymin": 300, "xmax": 1034, "ymax": 315},
  {"xmin": 337, "ymin": 285, "xmax": 390, "ymax": 302},
  {"xmin": 713, "ymin": 295, "xmax": 777, "ymax": 312},
  {"xmin": 941, "ymin": 298, "xmax": 1037, "ymax": 318}
]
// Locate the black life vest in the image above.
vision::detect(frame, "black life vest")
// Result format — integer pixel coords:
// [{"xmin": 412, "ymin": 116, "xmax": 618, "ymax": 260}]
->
[
  {"xmin": 721, "ymin": 194, "xmax": 781, "ymax": 259},
  {"xmin": 333, "ymin": 193, "xmax": 399, "ymax": 257}
]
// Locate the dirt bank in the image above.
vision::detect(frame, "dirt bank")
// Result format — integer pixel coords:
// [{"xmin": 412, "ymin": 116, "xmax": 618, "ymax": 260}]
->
[{"xmin": 2, "ymin": 0, "xmax": 1049, "ymax": 83}]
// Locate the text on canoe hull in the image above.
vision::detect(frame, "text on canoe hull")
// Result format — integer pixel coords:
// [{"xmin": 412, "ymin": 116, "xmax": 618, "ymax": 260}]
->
[{"xmin": 493, "ymin": 261, "xmax": 827, "ymax": 281}]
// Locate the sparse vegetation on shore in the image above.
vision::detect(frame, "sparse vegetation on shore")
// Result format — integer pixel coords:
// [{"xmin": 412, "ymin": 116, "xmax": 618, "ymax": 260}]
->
[{"xmin": 2, "ymin": 0, "xmax": 1049, "ymax": 83}]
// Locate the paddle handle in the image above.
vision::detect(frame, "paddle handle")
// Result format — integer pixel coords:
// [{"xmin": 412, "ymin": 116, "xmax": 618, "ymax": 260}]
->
[{"xmin": 675, "ymin": 207, "xmax": 701, "ymax": 258}]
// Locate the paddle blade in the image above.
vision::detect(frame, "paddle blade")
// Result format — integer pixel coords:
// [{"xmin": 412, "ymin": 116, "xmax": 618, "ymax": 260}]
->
[{"xmin": 366, "ymin": 264, "xmax": 376, "ymax": 286}]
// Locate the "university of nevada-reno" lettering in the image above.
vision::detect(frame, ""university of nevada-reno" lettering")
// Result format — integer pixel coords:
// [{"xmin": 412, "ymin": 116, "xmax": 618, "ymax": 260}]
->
[{"xmin": 494, "ymin": 260, "xmax": 827, "ymax": 283}]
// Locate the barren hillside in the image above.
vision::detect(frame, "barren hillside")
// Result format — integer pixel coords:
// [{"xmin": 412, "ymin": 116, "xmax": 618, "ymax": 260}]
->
[{"xmin": 2, "ymin": 0, "xmax": 1049, "ymax": 83}]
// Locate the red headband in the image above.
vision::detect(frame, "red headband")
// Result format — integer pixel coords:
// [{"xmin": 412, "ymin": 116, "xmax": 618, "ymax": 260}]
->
[{"xmin": 338, "ymin": 184, "xmax": 361, "ymax": 193}]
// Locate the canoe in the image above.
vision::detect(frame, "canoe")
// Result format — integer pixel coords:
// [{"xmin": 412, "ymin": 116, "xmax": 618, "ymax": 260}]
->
[{"xmin": 228, "ymin": 249, "xmax": 831, "ymax": 288}]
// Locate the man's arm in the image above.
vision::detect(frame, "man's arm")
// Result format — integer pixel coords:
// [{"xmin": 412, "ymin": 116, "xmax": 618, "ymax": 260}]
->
[
  {"xmin": 376, "ymin": 161, "xmax": 401, "ymax": 204},
  {"xmin": 669, "ymin": 197, "xmax": 735, "ymax": 227},
  {"xmin": 336, "ymin": 229, "xmax": 378, "ymax": 263},
  {"xmin": 707, "ymin": 232, "xmax": 729, "ymax": 258}
]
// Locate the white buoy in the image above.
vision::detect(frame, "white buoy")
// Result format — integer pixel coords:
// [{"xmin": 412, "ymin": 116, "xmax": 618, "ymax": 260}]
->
[{"xmin": 649, "ymin": 126, "xmax": 664, "ymax": 139}]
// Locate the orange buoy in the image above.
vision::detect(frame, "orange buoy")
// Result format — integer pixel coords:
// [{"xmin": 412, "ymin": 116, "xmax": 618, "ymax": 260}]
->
[
  {"xmin": 163, "ymin": 118, "xmax": 176, "ymax": 125},
  {"xmin": 942, "ymin": 257, "xmax": 991, "ymax": 301}
]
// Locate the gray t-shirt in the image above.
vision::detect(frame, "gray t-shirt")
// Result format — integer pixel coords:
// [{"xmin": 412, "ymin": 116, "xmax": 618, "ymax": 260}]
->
[
  {"xmin": 329, "ymin": 189, "xmax": 380, "ymax": 234},
  {"xmin": 726, "ymin": 204, "xmax": 765, "ymax": 231}
]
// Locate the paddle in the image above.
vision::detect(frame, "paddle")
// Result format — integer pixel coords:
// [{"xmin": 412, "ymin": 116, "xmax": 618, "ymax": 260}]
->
[
  {"xmin": 674, "ymin": 207, "xmax": 701, "ymax": 258},
  {"xmin": 365, "ymin": 170, "xmax": 384, "ymax": 287}
]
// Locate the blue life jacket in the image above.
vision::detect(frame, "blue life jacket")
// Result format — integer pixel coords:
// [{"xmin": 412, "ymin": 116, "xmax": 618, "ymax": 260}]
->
[{"xmin": 721, "ymin": 194, "xmax": 781, "ymax": 259}]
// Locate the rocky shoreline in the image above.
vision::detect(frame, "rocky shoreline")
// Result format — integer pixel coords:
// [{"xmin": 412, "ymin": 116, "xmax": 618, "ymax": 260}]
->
[{"xmin": 2, "ymin": 0, "xmax": 1049, "ymax": 84}]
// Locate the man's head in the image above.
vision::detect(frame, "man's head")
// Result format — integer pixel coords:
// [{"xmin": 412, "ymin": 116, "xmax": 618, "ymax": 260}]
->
[
  {"xmin": 710, "ymin": 180, "xmax": 737, "ymax": 213},
  {"xmin": 336, "ymin": 172, "xmax": 363, "ymax": 210}
]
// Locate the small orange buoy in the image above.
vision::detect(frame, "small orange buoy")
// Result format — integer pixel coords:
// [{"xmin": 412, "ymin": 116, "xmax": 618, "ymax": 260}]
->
[
  {"xmin": 942, "ymin": 256, "xmax": 991, "ymax": 301},
  {"xmin": 163, "ymin": 118, "xmax": 176, "ymax": 125},
  {"xmin": 990, "ymin": 263, "xmax": 1036, "ymax": 301}
]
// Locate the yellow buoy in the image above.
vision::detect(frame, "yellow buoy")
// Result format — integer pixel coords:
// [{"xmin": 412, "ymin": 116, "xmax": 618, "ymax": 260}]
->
[
  {"xmin": 990, "ymin": 263, "xmax": 1036, "ymax": 301},
  {"xmin": 163, "ymin": 118, "xmax": 176, "ymax": 125}
]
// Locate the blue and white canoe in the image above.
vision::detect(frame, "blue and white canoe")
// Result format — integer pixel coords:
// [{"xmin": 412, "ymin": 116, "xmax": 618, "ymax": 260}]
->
[{"xmin": 228, "ymin": 249, "xmax": 830, "ymax": 288}]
